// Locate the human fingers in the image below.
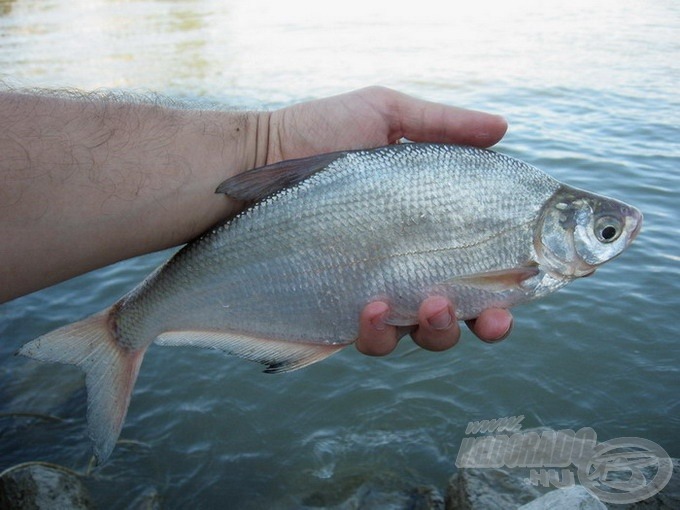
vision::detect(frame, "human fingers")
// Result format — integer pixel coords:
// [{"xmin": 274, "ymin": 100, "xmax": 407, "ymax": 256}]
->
[
  {"xmin": 410, "ymin": 296, "xmax": 461, "ymax": 351},
  {"xmin": 465, "ymin": 308, "xmax": 514, "ymax": 343},
  {"xmin": 361, "ymin": 86, "xmax": 508, "ymax": 148},
  {"xmin": 267, "ymin": 87, "xmax": 508, "ymax": 163},
  {"xmin": 355, "ymin": 301, "xmax": 399, "ymax": 356}
]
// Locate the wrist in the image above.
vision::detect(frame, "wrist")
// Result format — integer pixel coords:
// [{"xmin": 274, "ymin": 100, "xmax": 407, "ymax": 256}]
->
[
  {"xmin": 243, "ymin": 110, "xmax": 272, "ymax": 170},
  {"xmin": 193, "ymin": 108, "xmax": 271, "ymax": 176},
  {"xmin": 178, "ymin": 108, "xmax": 272, "ymax": 221}
]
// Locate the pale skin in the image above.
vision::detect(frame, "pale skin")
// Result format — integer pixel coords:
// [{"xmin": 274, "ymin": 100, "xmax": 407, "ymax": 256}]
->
[{"xmin": 0, "ymin": 86, "xmax": 512, "ymax": 355}]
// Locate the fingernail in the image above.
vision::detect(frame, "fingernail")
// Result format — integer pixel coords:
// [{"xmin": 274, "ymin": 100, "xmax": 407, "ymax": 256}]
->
[
  {"xmin": 498, "ymin": 320, "xmax": 514, "ymax": 341},
  {"xmin": 371, "ymin": 313, "xmax": 387, "ymax": 331},
  {"xmin": 429, "ymin": 308, "xmax": 452, "ymax": 330}
]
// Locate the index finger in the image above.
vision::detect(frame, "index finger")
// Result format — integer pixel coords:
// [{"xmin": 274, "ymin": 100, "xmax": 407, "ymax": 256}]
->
[{"xmin": 382, "ymin": 89, "xmax": 508, "ymax": 147}]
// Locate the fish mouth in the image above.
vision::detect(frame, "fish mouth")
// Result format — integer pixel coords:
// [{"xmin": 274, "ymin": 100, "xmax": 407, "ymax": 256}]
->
[{"xmin": 628, "ymin": 208, "xmax": 643, "ymax": 244}]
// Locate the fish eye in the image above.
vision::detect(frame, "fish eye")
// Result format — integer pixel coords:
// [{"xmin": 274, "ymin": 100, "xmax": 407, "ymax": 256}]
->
[{"xmin": 594, "ymin": 216, "xmax": 622, "ymax": 243}]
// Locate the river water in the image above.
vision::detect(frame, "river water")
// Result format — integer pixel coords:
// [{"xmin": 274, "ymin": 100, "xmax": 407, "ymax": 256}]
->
[{"xmin": 0, "ymin": 0, "xmax": 678, "ymax": 508}]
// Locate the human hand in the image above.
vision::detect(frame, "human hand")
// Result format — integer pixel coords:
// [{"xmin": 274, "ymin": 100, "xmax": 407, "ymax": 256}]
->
[
  {"xmin": 262, "ymin": 86, "xmax": 513, "ymax": 353},
  {"xmin": 356, "ymin": 297, "xmax": 513, "ymax": 356},
  {"xmin": 262, "ymin": 86, "xmax": 507, "ymax": 162}
]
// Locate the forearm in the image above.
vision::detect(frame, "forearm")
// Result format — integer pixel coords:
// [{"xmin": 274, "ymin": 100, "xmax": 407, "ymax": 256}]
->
[{"xmin": 0, "ymin": 91, "xmax": 268, "ymax": 302}]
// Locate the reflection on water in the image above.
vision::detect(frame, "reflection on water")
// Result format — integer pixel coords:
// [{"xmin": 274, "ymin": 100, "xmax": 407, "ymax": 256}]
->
[
  {"xmin": 2, "ymin": 0, "xmax": 677, "ymax": 102},
  {"xmin": 0, "ymin": 0, "xmax": 678, "ymax": 508}
]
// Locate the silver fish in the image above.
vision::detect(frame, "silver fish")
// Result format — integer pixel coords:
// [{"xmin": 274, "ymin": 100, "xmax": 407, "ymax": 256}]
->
[{"xmin": 18, "ymin": 143, "xmax": 642, "ymax": 462}]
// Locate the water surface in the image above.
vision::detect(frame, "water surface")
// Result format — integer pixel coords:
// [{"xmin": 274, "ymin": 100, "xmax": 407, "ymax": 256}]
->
[{"xmin": 1, "ymin": 1, "xmax": 678, "ymax": 508}]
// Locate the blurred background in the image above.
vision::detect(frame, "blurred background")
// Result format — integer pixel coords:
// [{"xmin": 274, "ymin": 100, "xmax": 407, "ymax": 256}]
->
[{"xmin": 1, "ymin": 0, "xmax": 678, "ymax": 508}]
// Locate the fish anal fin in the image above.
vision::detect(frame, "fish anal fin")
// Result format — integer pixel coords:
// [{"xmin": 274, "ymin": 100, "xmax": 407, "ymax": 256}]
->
[
  {"xmin": 155, "ymin": 330, "xmax": 347, "ymax": 373},
  {"xmin": 445, "ymin": 266, "xmax": 540, "ymax": 292},
  {"xmin": 17, "ymin": 309, "xmax": 144, "ymax": 464},
  {"xmin": 215, "ymin": 151, "xmax": 347, "ymax": 201}
]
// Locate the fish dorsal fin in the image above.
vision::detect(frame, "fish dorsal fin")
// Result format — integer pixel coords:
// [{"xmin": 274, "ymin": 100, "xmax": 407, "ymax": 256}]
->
[
  {"xmin": 215, "ymin": 151, "xmax": 348, "ymax": 202},
  {"xmin": 444, "ymin": 266, "xmax": 540, "ymax": 291},
  {"xmin": 155, "ymin": 330, "xmax": 347, "ymax": 373}
]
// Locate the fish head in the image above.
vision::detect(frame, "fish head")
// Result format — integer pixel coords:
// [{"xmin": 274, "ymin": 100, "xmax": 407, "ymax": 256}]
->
[{"xmin": 536, "ymin": 186, "xmax": 642, "ymax": 277}]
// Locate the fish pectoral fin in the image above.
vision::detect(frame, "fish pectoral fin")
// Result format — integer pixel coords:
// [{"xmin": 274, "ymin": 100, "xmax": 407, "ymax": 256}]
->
[
  {"xmin": 382, "ymin": 306, "xmax": 418, "ymax": 327},
  {"xmin": 383, "ymin": 316, "xmax": 418, "ymax": 327},
  {"xmin": 215, "ymin": 151, "xmax": 348, "ymax": 202},
  {"xmin": 443, "ymin": 266, "xmax": 540, "ymax": 292},
  {"xmin": 155, "ymin": 330, "xmax": 346, "ymax": 374}
]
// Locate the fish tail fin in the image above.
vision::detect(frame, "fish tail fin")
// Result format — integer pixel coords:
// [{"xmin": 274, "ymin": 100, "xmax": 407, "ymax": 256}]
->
[{"xmin": 17, "ymin": 309, "xmax": 145, "ymax": 464}]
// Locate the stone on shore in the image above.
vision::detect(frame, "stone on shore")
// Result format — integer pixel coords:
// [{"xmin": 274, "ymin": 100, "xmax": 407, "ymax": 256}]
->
[
  {"xmin": 0, "ymin": 462, "xmax": 93, "ymax": 510},
  {"xmin": 517, "ymin": 486, "xmax": 606, "ymax": 510}
]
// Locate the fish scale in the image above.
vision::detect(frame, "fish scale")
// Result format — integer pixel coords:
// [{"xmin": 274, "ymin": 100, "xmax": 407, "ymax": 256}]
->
[
  {"xmin": 18, "ymin": 143, "xmax": 642, "ymax": 463},
  {"xmin": 117, "ymin": 144, "xmax": 608, "ymax": 337}
]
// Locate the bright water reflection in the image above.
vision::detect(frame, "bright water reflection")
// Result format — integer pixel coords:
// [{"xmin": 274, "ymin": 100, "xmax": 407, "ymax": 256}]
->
[{"xmin": 0, "ymin": 0, "xmax": 678, "ymax": 508}]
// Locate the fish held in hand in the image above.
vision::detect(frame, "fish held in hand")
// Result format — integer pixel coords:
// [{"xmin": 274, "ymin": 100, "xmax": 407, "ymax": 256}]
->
[{"xmin": 17, "ymin": 143, "xmax": 642, "ymax": 462}]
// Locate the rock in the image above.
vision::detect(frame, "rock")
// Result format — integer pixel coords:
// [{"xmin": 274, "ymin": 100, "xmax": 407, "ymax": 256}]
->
[
  {"xmin": 446, "ymin": 426, "xmax": 558, "ymax": 509},
  {"xmin": 518, "ymin": 486, "xmax": 606, "ymax": 510},
  {"xmin": 602, "ymin": 457, "xmax": 679, "ymax": 509},
  {"xmin": 445, "ymin": 467, "xmax": 548, "ymax": 510},
  {"xmin": 300, "ymin": 479, "xmax": 444, "ymax": 510},
  {"xmin": 130, "ymin": 487, "xmax": 163, "ymax": 510},
  {"xmin": 446, "ymin": 457, "xmax": 680, "ymax": 510},
  {"xmin": 445, "ymin": 422, "xmax": 678, "ymax": 510},
  {"xmin": 0, "ymin": 462, "xmax": 93, "ymax": 510},
  {"xmin": 343, "ymin": 484, "xmax": 445, "ymax": 510}
]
